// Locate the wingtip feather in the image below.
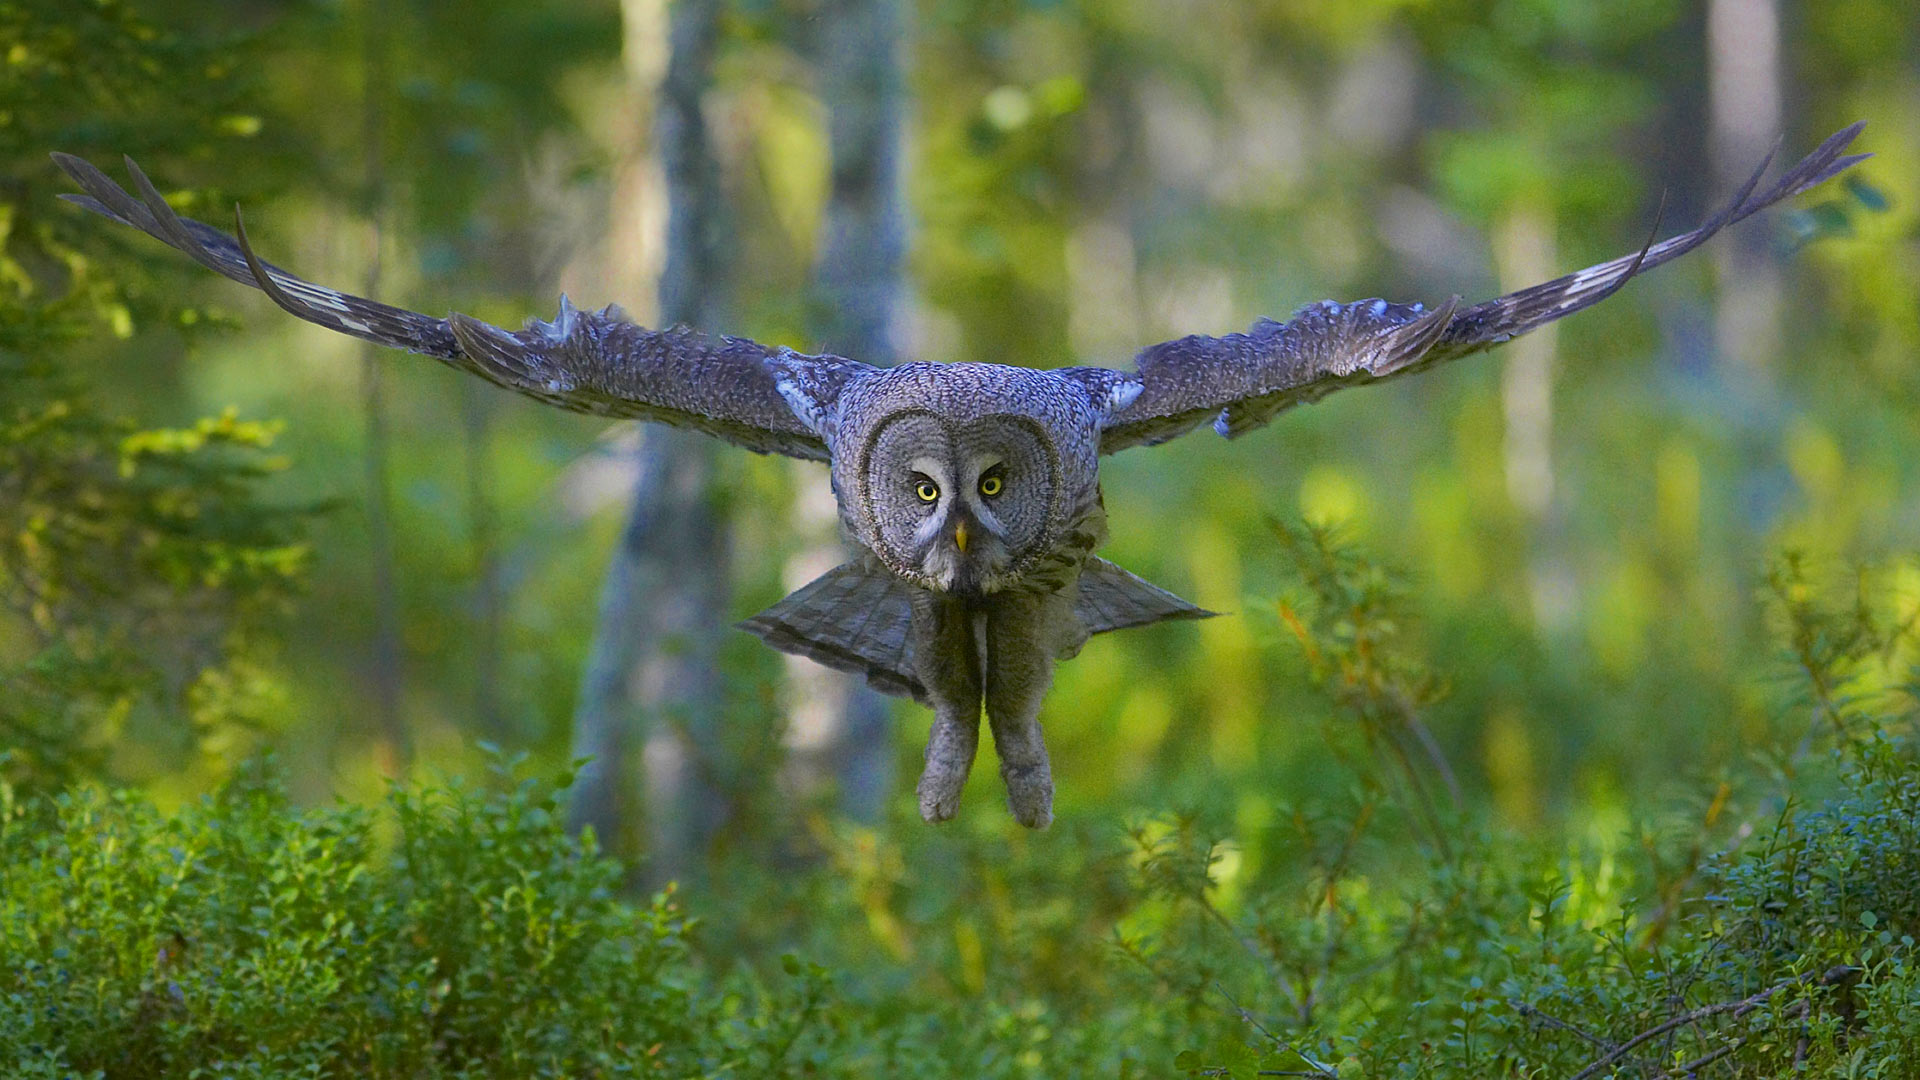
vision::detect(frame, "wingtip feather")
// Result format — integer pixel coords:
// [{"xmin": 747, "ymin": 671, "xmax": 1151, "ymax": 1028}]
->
[
  {"xmin": 56, "ymin": 192, "xmax": 129, "ymax": 225},
  {"xmin": 231, "ymin": 204, "xmax": 319, "ymax": 319},
  {"xmin": 49, "ymin": 150, "xmax": 90, "ymax": 177},
  {"xmin": 1810, "ymin": 152, "xmax": 1873, "ymax": 188}
]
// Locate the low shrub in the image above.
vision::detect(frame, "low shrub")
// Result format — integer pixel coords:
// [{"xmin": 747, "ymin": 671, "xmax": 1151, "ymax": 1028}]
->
[
  {"xmin": 0, "ymin": 761, "xmax": 829, "ymax": 1078},
  {"xmin": 5, "ymin": 530, "xmax": 1918, "ymax": 1078}
]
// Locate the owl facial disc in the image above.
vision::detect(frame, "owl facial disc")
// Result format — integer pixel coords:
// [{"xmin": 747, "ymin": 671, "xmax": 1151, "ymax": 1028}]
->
[{"xmin": 860, "ymin": 412, "xmax": 1058, "ymax": 597}]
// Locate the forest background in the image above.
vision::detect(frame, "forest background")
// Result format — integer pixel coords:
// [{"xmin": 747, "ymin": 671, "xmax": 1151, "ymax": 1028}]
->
[{"xmin": 3, "ymin": 0, "xmax": 1919, "ymax": 1075}]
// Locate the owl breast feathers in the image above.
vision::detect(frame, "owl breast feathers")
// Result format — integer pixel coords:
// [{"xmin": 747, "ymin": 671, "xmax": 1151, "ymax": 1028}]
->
[{"xmin": 54, "ymin": 122, "xmax": 1868, "ymax": 826}]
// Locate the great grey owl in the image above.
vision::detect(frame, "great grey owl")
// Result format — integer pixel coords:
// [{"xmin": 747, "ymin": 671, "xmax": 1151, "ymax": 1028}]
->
[{"xmin": 54, "ymin": 123, "xmax": 1866, "ymax": 827}]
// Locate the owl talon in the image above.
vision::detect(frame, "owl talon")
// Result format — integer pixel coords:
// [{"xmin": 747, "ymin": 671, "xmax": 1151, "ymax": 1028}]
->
[
  {"xmin": 916, "ymin": 771, "xmax": 966, "ymax": 823},
  {"xmin": 1001, "ymin": 763, "xmax": 1054, "ymax": 829},
  {"xmin": 917, "ymin": 708, "xmax": 979, "ymax": 823}
]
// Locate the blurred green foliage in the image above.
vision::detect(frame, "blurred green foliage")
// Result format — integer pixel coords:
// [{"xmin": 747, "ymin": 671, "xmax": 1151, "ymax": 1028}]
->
[
  {"xmin": 0, "ymin": 368, "xmax": 308, "ymax": 790},
  {"xmin": 0, "ymin": 0, "xmax": 312, "ymax": 792}
]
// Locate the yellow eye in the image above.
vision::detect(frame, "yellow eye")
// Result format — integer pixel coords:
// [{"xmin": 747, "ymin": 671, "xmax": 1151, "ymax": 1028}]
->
[
  {"xmin": 915, "ymin": 480, "xmax": 940, "ymax": 503},
  {"xmin": 979, "ymin": 475, "xmax": 1003, "ymax": 498}
]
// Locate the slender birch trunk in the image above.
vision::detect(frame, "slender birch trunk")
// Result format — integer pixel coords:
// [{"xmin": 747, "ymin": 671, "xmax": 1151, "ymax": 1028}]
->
[
  {"xmin": 1707, "ymin": 0, "xmax": 1783, "ymax": 376},
  {"xmin": 783, "ymin": 0, "xmax": 907, "ymax": 820},
  {"xmin": 462, "ymin": 380, "xmax": 504, "ymax": 741},
  {"xmin": 358, "ymin": 0, "xmax": 409, "ymax": 772},
  {"xmin": 570, "ymin": 0, "xmax": 732, "ymax": 881},
  {"xmin": 1495, "ymin": 203, "xmax": 1574, "ymax": 633}
]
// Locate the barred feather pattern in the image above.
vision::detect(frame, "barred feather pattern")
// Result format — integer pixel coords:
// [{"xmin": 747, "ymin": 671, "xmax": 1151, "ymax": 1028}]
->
[
  {"xmin": 1072, "ymin": 557, "xmax": 1215, "ymax": 638},
  {"xmin": 738, "ymin": 558, "xmax": 927, "ymax": 703},
  {"xmin": 1010, "ymin": 483, "xmax": 1111, "ymax": 597}
]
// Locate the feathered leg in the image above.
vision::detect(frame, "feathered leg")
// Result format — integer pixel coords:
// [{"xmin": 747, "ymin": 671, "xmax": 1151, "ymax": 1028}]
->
[
  {"xmin": 909, "ymin": 592, "xmax": 983, "ymax": 823},
  {"xmin": 984, "ymin": 593, "xmax": 1064, "ymax": 829}
]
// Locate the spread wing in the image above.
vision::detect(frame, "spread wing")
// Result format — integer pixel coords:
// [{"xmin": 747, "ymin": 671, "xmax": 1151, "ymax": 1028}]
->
[
  {"xmin": 53, "ymin": 153, "xmax": 870, "ymax": 462},
  {"xmin": 1095, "ymin": 122, "xmax": 1870, "ymax": 453}
]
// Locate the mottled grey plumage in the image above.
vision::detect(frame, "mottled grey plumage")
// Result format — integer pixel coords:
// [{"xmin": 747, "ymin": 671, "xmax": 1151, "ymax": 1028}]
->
[{"xmin": 53, "ymin": 122, "xmax": 1867, "ymax": 826}]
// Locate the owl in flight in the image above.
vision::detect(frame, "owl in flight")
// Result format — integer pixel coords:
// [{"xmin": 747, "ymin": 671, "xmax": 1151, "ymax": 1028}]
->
[{"xmin": 55, "ymin": 123, "xmax": 1865, "ymax": 827}]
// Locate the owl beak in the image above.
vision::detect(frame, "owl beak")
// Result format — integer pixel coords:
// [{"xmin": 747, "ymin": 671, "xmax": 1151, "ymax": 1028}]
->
[{"xmin": 944, "ymin": 508, "xmax": 986, "ymax": 598}]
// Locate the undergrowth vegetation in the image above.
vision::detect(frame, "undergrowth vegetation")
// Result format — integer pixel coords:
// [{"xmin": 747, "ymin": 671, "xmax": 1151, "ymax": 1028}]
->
[{"xmin": 4, "ymin": 525, "xmax": 1917, "ymax": 1078}]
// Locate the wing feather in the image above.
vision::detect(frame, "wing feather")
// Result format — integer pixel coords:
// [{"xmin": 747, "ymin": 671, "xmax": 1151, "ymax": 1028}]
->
[
  {"xmin": 54, "ymin": 153, "xmax": 871, "ymax": 461},
  {"xmin": 1097, "ymin": 122, "xmax": 1869, "ymax": 454}
]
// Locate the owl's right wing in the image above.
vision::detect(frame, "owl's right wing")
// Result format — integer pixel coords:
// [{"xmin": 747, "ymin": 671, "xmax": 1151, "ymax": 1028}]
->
[
  {"xmin": 54, "ymin": 153, "xmax": 871, "ymax": 462},
  {"xmin": 1090, "ymin": 122, "xmax": 1868, "ymax": 454}
]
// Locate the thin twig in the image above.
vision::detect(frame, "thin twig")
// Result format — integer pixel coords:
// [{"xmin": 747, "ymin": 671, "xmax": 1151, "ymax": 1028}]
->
[
  {"xmin": 1513, "ymin": 1001, "xmax": 1618, "ymax": 1051},
  {"xmin": 1658, "ymin": 1039, "xmax": 1739, "ymax": 1077},
  {"xmin": 1215, "ymin": 984, "xmax": 1337, "ymax": 1079},
  {"xmin": 1389, "ymin": 686, "xmax": 1460, "ymax": 806},
  {"xmin": 1373, "ymin": 723, "xmax": 1454, "ymax": 860},
  {"xmin": 1566, "ymin": 967, "xmax": 1855, "ymax": 1080},
  {"xmin": 1198, "ymin": 893, "xmax": 1305, "ymax": 1018}
]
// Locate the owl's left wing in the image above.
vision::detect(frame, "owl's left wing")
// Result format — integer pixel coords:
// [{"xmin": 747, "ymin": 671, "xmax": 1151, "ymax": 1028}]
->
[
  {"xmin": 1092, "ymin": 122, "xmax": 1868, "ymax": 454},
  {"xmin": 53, "ymin": 153, "xmax": 868, "ymax": 462}
]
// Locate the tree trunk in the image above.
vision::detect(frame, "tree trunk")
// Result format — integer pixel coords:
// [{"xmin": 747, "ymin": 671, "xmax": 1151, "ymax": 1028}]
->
[
  {"xmin": 358, "ymin": 0, "xmax": 408, "ymax": 773},
  {"xmin": 462, "ymin": 379, "xmax": 505, "ymax": 742},
  {"xmin": 570, "ymin": 0, "xmax": 732, "ymax": 882},
  {"xmin": 783, "ymin": 0, "xmax": 906, "ymax": 821},
  {"xmin": 1707, "ymin": 0, "xmax": 1783, "ymax": 377},
  {"xmin": 1495, "ymin": 202, "xmax": 1574, "ymax": 634}
]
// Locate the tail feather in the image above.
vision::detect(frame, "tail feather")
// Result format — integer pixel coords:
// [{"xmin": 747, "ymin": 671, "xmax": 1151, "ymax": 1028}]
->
[
  {"xmin": 739, "ymin": 556, "xmax": 1213, "ymax": 704},
  {"xmin": 1074, "ymin": 557, "xmax": 1215, "ymax": 634},
  {"xmin": 739, "ymin": 560, "xmax": 926, "ymax": 703}
]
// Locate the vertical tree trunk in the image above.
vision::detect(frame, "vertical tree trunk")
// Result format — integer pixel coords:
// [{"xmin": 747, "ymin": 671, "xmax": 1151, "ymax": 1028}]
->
[
  {"xmin": 462, "ymin": 380, "xmax": 505, "ymax": 741},
  {"xmin": 358, "ymin": 0, "xmax": 409, "ymax": 772},
  {"xmin": 570, "ymin": 0, "xmax": 732, "ymax": 882},
  {"xmin": 1707, "ymin": 0, "xmax": 1783, "ymax": 376},
  {"xmin": 783, "ymin": 0, "xmax": 906, "ymax": 821},
  {"xmin": 1495, "ymin": 203, "xmax": 1574, "ymax": 634}
]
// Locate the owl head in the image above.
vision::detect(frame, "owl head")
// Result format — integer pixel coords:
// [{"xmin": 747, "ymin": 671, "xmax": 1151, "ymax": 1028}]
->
[{"xmin": 833, "ymin": 364, "xmax": 1106, "ymax": 598}]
